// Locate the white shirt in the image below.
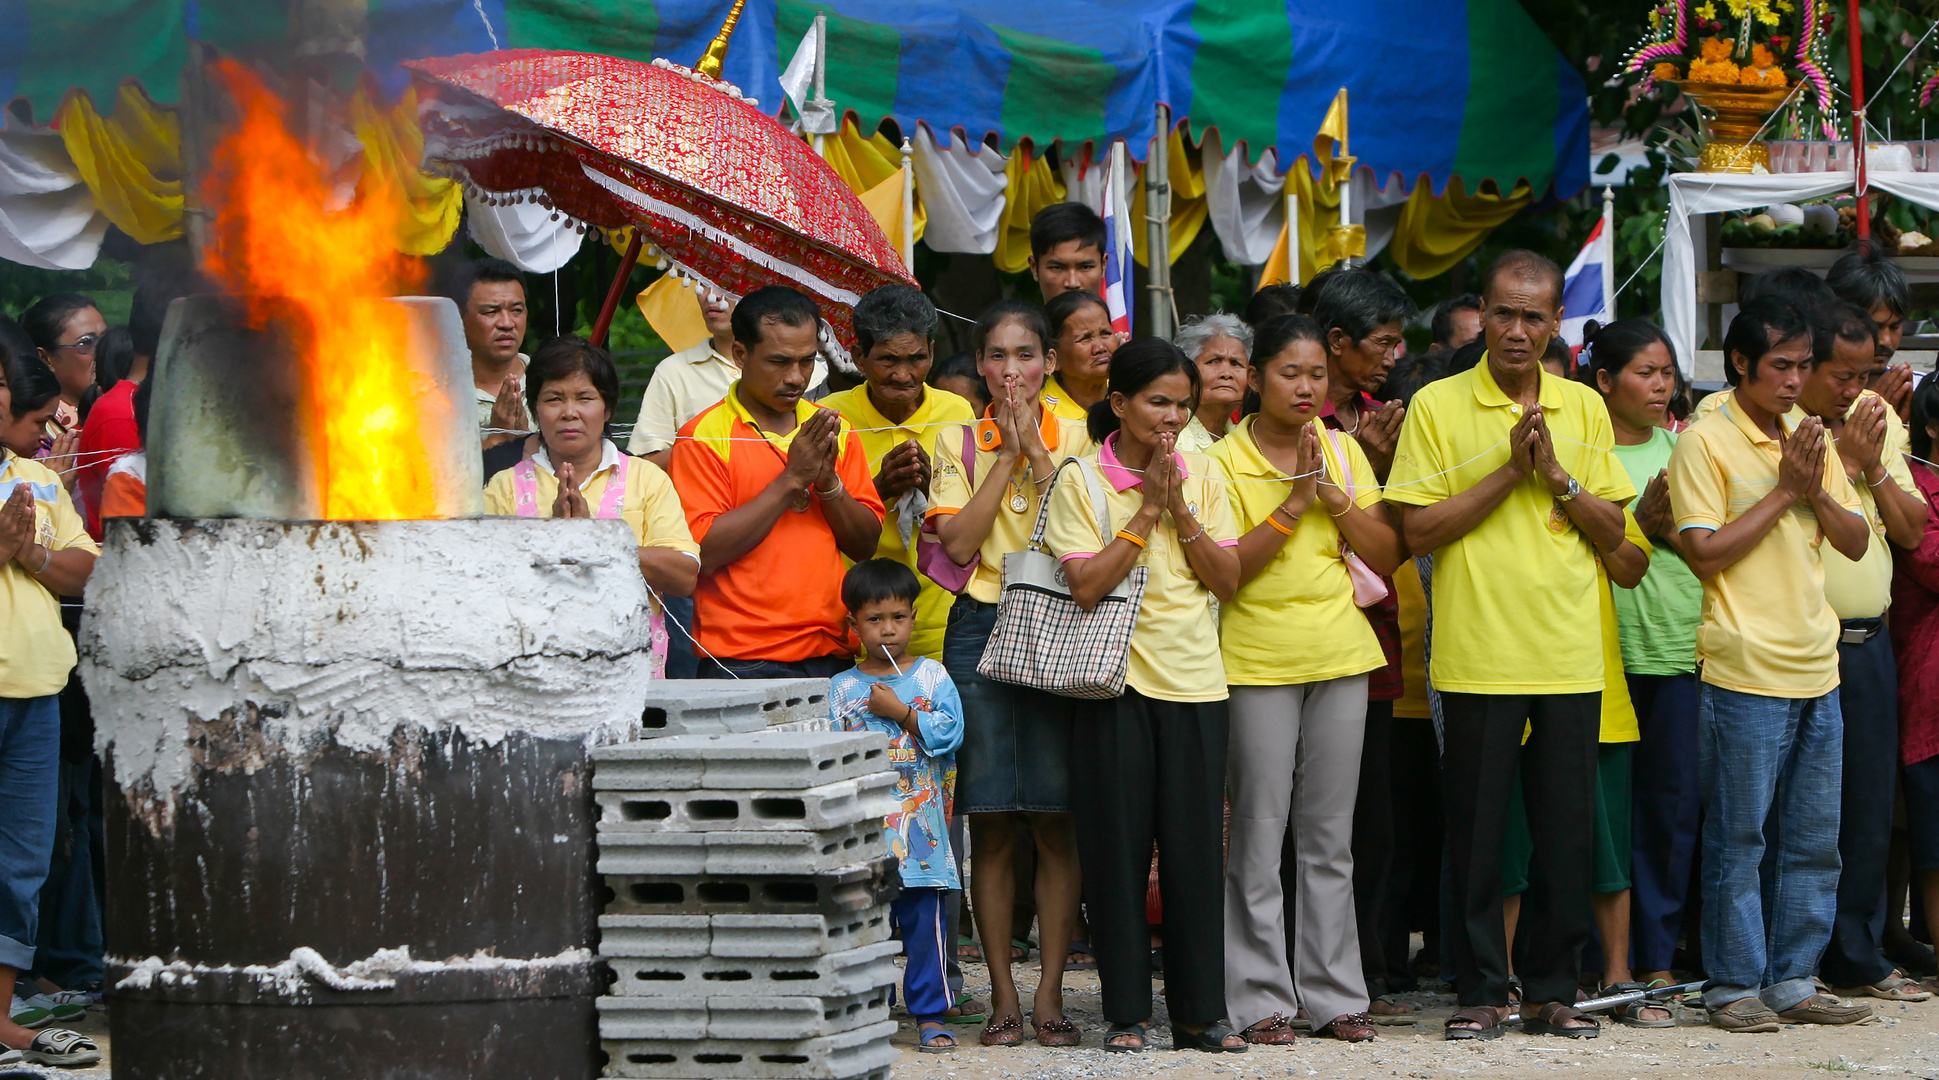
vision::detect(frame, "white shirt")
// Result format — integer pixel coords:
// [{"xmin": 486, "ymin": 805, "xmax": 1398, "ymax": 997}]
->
[{"xmin": 627, "ymin": 339, "xmax": 827, "ymax": 455}]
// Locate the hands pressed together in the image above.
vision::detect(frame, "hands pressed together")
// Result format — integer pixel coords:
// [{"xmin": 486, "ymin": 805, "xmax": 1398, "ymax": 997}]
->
[{"xmin": 783, "ymin": 408, "xmax": 845, "ymax": 497}]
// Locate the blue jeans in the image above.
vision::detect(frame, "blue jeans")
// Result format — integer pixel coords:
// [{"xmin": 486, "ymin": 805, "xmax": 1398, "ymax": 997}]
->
[
  {"xmin": 660, "ymin": 594, "xmax": 699, "ymax": 680},
  {"xmin": 0, "ymin": 696, "xmax": 61, "ymax": 972},
  {"xmin": 1697, "ymin": 683, "xmax": 1843, "ymax": 1012},
  {"xmin": 1628, "ymin": 672, "xmax": 1701, "ymax": 974}
]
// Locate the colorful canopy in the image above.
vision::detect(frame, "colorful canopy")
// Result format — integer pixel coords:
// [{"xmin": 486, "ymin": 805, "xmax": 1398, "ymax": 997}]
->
[{"xmin": 3, "ymin": 0, "xmax": 1589, "ymax": 200}]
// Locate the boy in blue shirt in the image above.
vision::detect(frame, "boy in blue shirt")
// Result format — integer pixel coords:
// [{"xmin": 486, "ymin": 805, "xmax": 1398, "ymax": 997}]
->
[{"xmin": 829, "ymin": 559, "xmax": 965, "ymax": 1053}]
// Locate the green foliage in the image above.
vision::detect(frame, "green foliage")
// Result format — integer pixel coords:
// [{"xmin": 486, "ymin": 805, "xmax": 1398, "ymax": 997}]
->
[{"xmin": 0, "ymin": 256, "xmax": 136, "ymax": 326}]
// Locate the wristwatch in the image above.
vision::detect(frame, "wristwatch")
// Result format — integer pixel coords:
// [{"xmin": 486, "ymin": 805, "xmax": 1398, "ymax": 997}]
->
[{"xmin": 1555, "ymin": 476, "xmax": 1581, "ymax": 503}]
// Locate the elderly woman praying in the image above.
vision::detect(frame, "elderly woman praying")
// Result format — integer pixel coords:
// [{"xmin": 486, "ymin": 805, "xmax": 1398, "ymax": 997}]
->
[
  {"xmin": 484, "ymin": 336, "xmax": 699, "ymax": 676},
  {"xmin": 1173, "ymin": 313, "xmax": 1253, "ymax": 453}
]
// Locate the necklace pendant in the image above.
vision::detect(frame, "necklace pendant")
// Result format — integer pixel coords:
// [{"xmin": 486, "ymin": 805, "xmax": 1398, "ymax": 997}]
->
[{"xmin": 1009, "ymin": 492, "xmax": 1029, "ymax": 513}]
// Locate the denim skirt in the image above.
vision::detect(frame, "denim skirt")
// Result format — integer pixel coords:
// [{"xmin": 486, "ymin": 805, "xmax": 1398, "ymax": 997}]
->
[{"xmin": 944, "ymin": 597, "xmax": 1074, "ymax": 813}]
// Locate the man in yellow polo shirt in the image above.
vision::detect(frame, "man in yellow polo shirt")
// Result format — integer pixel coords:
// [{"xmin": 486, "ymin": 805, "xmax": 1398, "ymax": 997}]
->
[
  {"xmin": 1668, "ymin": 298, "xmax": 1872, "ymax": 1033},
  {"xmin": 824, "ymin": 285, "xmax": 974, "ymax": 661},
  {"xmin": 1385, "ymin": 250, "xmax": 1634, "ymax": 1039}
]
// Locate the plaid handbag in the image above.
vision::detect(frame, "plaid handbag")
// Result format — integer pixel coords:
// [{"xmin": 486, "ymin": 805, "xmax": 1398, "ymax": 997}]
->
[{"xmin": 978, "ymin": 457, "xmax": 1147, "ymax": 699}]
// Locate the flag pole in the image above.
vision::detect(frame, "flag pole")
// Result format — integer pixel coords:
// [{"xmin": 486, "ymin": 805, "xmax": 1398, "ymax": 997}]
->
[
  {"xmin": 900, "ymin": 136, "xmax": 916, "ymax": 271},
  {"xmin": 1284, "ymin": 152, "xmax": 1299, "ymax": 285},
  {"xmin": 1602, "ymin": 185, "xmax": 1617, "ymax": 320},
  {"xmin": 1147, "ymin": 104, "xmax": 1174, "ymax": 338}
]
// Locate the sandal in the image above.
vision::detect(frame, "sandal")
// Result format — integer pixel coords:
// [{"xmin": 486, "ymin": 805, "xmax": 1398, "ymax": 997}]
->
[
  {"xmin": 1033, "ymin": 1015, "xmax": 1082, "ymax": 1047},
  {"xmin": 1444, "ymin": 1005, "xmax": 1508, "ymax": 1041},
  {"xmin": 1102, "ymin": 1022, "xmax": 1147, "ymax": 1053},
  {"xmin": 1172, "ymin": 1020, "xmax": 1248, "ymax": 1052},
  {"xmin": 917, "ymin": 1021, "xmax": 956, "ymax": 1053},
  {"xmin": 1369, "ymin": 994, "xmax": 1418, "ymax": 1024},
  {"xmin": 1240, "ymin": 1013, "xmax": 1299, "ymax": 1045},
  {"xmin": 22, "ymin": 1028, "xmax": 101, "ymax": 1067},
  {"xmin": 1834, "ymin": 970, "xmax": 1933, "ymax": 1002},
  {"xmin": 956, "ymin": 934, "xmax": 983, "ymax": 961},
  {"xmin": 1065, "ymin": 940, "xmax": 1098, "ymax": 971},
  {"xmin": 1011, "ymin": 938, "xmax": 1034, "ymax": 962},
  {"xmin": 1319, "ymin": 1012, "xmax": 1378, "ymax": 1042},
  {"xmin": 979, "ymin": 1013, "xmax": 1025, "ymax": 1047},
  {"xmin": 1523, "ymin": 1001, "xmax": 1600, "ymax": 1039},
  {"xmin": 1603, "ymin": 981, "xmax": 1677, "ymax": 1027},
  {"xmin": 941, "ymin": 993, "xmax": 986, "ymax": 1025}
]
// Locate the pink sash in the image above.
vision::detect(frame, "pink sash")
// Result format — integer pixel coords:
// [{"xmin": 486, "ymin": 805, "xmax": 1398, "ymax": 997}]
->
[{"xmin": 513, "ymin": 453, "xmax": 670, "ymax": 677}]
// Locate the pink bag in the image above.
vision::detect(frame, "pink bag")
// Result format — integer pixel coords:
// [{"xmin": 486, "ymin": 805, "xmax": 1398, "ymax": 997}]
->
[
  {"xmin": 1323, "ymin": 429, "xmax": 1390, "ymax": 609},
  {"xmin": 915, "ymin": 425, "xmax": 980, "ymax": 593}
]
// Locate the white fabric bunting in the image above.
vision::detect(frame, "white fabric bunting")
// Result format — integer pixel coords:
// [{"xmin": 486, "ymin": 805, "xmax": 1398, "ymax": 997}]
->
[
  {"xmin": 465, "ymin": 194, "xmax": 584, "ymax": 273},
  {"xmin": 908, "ymin": 126, "xmax": 1008, "ymax": 255},
  {"xmin": 0, "ymin": 126, "xmax": 109, "ymax": 271},
  {"xmin": 1202, "ymin": 134, "xmax": 1283, "ymax": 266}
]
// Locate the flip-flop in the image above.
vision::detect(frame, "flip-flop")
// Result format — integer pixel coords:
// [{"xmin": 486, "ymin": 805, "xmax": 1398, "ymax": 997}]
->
[
  {"xmin": 1172, "ymin": 1020, "xmax": 1248, "ymax": 1052},
  {"xmin": 1604, "ymin": 981, "xmax": 1677, "ymax": 1027},
  {"xmin": 942, "ymin": 992, "xmax": 986, "ymax": 1025},
  {"xmin": 955, "ymin": 934, "xmax": 983, "ymax": 961},
  {"xmin": 917, "ymin": 1021, "xmax": 957, "ymax": 1053},
  {"xmin": 1064, "ymin": 940, "xmax": 1098, "ymax": 971}
]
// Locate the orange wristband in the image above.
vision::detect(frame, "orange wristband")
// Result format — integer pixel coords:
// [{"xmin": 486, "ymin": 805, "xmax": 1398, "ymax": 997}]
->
[
  {"xmin": 1114, "ymin": 529, "xmax": 1147, "ymax": 549},
  {"xmin": 1264, "ymin": 512, "xmax": 1297, "ymax": 537}
]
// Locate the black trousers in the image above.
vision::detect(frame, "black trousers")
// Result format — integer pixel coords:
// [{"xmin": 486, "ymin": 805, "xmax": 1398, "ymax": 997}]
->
[
  {"xmin": 1821, "ymin": 625, "xmax": 1900, "ymax": 987},
  {"xmin": 1383, "ymin": 715, "xmax": 1444, "ymax": 989},
  {"xmin": 1440, "ymin": 691, "xmax": 1599, "ymax": 1008},
  {"xmin": 1352, "ymin": 701, "xmax": 1397, "ymax": 991},
  {"xmin": 1070, "ymin": 688, "xmax": 1229, "ymax": 1026}
]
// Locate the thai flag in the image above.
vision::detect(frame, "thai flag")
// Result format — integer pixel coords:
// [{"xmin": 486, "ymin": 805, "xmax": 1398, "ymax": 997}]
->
[
  {"xmin": 1559, "ymin": 212, "xmax": 1615, "ymax": 348},
  {"xmin": 1101, "ymin": 145, "xmax": 1134, "ymax": 337}
]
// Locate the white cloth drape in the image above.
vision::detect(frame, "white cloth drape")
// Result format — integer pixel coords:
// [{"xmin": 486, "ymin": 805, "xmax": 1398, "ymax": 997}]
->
[
  {"xmin": 1202, "ymin": 134, "xmax": 1284, "ymax": 266},
  {"xmin": 908, "ymin": 125, "xmax": 1008, "ymax": 254},
  {"xmin": 0, "ymin": 126, "xmax": 109, "ymax": 271},
  {"xmin": 1659, "ymin": 170, "xmax": 1920, "ymax": 376},
  {"xmin": 465, "ymin": 194, "xmax": 585, "ymax": 272}
]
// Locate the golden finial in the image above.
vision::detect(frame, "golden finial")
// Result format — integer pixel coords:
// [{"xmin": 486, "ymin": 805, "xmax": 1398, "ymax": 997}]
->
[{"xmin": 695, "ymin": 0, "xmax": 749, "ymax": 79}]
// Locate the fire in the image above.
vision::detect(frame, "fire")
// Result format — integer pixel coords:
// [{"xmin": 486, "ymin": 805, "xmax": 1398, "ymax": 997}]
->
[{"xmin": 201, "ymin": 61, "xmax": 437, "ymax": 520}]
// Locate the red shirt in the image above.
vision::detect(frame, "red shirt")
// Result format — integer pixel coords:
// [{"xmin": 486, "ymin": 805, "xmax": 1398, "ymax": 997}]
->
[
  {"xmin": 1891, "ymin": 462, "xmax": 1939, "ymax": 766},
  {"xmin": 77, "ymin": 379, "xmax": 139, "ymax": 537}
]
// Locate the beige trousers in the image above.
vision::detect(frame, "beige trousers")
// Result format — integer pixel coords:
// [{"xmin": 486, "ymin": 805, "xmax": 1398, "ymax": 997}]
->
[{"xmin": 1223, "ymin": 677, "xmax": 1371, "ymax": 1031}]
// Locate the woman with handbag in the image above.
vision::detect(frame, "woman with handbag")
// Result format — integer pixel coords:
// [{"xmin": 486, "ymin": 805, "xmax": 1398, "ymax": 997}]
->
[
  {"xmin": 1045, "ymin": 338, "xmax": 1243, "ymax": 1053},
  {"xmin": 926, "ymin": 300, "xmax": 1095, "ymax": 1048},
  {"xmin": 1209, "ymin": 314, "xmax": 1406, "ymax": 1045}
]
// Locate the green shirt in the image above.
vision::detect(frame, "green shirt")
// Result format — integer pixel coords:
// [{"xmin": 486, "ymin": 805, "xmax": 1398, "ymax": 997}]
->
[{"xmin": 1612, "ymin": 427, "xmax": 1702, "ymax": 675}]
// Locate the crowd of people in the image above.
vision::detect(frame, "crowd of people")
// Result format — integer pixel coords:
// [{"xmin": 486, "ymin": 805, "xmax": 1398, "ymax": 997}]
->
[{"xmin": 6, "ymin": 199, "xmax": 1939, "ymax": 1066}]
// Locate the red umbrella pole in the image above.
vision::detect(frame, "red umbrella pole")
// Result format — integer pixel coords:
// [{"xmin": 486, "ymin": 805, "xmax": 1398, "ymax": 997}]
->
[
  {"xmin": 1848, "ymin": 0, "xmax": 1870, "ymax": 239},
  {"xmin": 591, "ymin": 231, "xmax": 645, "ymax": 347}
]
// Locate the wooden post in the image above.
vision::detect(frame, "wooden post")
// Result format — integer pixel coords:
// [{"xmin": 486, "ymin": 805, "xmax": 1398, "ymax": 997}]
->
[{"xmin": 591, "ymin": 232, "xmax": 644, "ymax": 347}]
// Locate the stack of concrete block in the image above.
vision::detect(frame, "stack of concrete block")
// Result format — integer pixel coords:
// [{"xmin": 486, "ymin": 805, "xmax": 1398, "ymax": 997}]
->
[
  {"xmin": 593, "ymin": 728, "xmax": 902, "ymax": 1080},
  {"xmin": 638, "ymin": 678, "xmax": 830, "ymax": 737}
]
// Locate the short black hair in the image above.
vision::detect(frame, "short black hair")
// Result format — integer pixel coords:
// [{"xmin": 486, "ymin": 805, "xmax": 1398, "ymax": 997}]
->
[
  {"xmin": 1431, "ymin": 294, "xmax": 1482, "ymax": 345},
  {"xmin": 842, "ymin": 557, "xmax": 921, "ymax": 612},
  {"xmin": 732, "ymin": 285, "xmax": 820, "ymax": 347},
  {"xmin": 1912, "ymin": 373, "xmax": 1939, "ymax": 462},
  {"xmin": 973, "ymin": 299, "xmax": 1050, "ymax": 354},
  {"xmin": 1724, "ymin": 297, "xmax": 1815, "ymax": 381},
  {"xmin": 1243, "ymin": 284, "xmax": 1302, "ymax": 329},
  {"xmin": 129, "ymin": 253, "xmax": 208, "ymax": 359},
  {"xmin": 524, "ymin": 335, "xmax": 620, "ymax": 422},
  {"xmin": 95, "ymin": 326, "xmax": 135, "ymax": 390},
  {"xmin": 1312, "ymin": 269, "xmax": 1417, "ymax": 345},
  {"xmin": 1826, "ymin": 301, "xmax": 1877, "ymax": 358},
  {"xmin": 1045, "ymin": 288, "xmax": 1110, "ymax": 344},
  {"xmin": 1248, "ymin": 313, "xmax": 1327, "ymax": 370},
  {"xmin": 1029, "ymin": 202, "xmax": 1106, "ymax": 261},
  {"xmin": 6, "ymin": 355, "xmax": 62, "ymax": 418},
  {"xmin": 448, "ymin": 257, "xmax": 526, "ymax": 309},
  {"xmin": 132, "ymin": 368, "xmax": 155, "ymax": 443},
  {"xmin": 1088, "ymin": 337, "xmax": 1198, "ymax": 444},
  {"xmin": 853, "ymin": 285, "xmax": 937, "ymax": 356},
  {"xmin": 0, "ymin": 315, "xmax": 32, "ymax": 368},
  {"xmin": 1380, "ymin": 348, "xmax": 1454, "ymax": 404},
  {"xmin": 20, "ymin": 293, "xmax": 98, "ymax": 353},
  {"xmin": 1296, "ymin": 269, "xmax": 1340, "ymax": 315},
  {"xmin": 1737, "ymin": 267, "xmax": 1837, "ymax": 377},
  {"xmin": 1827, "ymin": 239, "xmax": 1909, "ymax": 319},
  {"xmin": 1480, "ymin": 250, "xmax": 1565, "ymax": 309}
]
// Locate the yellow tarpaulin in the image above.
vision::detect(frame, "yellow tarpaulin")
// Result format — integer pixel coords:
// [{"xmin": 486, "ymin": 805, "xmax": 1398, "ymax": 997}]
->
[
  {"xmin": 1385, "ymin": 178, "xmax": 1532, "ymax": 280},
  {"xmin": 350, "ymin": 84, "xmax": 463, "ymax": 257},
  {"xmin": 56, "ymin": 83, "xmax": 183, "ymax": 245}
]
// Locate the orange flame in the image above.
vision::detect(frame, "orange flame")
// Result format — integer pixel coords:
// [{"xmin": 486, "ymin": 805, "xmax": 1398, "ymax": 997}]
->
[{"xmin": 201, "ymin": 61, "xmax": 436, "ymax": 520}]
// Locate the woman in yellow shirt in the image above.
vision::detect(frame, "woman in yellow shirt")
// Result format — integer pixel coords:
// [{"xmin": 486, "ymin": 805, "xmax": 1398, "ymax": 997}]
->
[
  {"xmin": 925, "ymin": 301, "xmax": 1092, "ymax": 1048},
  {"xmin": 0, "ymin": 358, "xmax": 101, "ymax": 1068},
  {"xmin": 1047, "ymin": 338, "xmax": 1242, "ymax": 1053},
  {"xmin": 1208, "ymin": 315, "xmax": 1405, "ymax": 1045},
  {"xmin": 483, "ymin": 337, "xmax": 699, "ymax": 677}
]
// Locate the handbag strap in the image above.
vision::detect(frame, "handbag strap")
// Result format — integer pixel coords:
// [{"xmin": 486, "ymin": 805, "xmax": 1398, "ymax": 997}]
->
[
  {"xmin": 1323, "ymin": 427, "xmax": 1356, "ymax": 500},
  {"xmin": 961, "ymin": 424, "xmax": 978, "ymax": 490},
  {"xmin": 1025, "ymin": 456, "xmax": 1117, "ymax": 552}
]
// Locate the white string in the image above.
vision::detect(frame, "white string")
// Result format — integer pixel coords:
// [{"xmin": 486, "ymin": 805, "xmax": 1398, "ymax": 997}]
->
[
  {"xmin": 639, "ymin": 578, "xmax": 740, "ymax": 680},
  {"xmin": 1865, "ymin": 21, "xmax": 1939, "ymax": 113}
]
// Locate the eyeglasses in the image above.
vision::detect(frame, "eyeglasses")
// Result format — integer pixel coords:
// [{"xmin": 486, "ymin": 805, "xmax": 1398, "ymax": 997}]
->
[{"xmin": 51, "ymin": 335, "xmax": 101, "ymax": 355}]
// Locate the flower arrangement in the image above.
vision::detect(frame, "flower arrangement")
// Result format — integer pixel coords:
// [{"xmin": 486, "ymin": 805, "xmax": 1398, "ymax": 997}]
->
[{"xmin": 1627, "ymin": 0, "xmax": 1841, "ymax": 138}]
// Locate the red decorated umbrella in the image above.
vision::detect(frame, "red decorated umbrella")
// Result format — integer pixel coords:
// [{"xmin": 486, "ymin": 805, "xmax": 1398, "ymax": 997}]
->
[{"xmin": 404, "ymin": 47, "xmax": 913, "ymax": 348}]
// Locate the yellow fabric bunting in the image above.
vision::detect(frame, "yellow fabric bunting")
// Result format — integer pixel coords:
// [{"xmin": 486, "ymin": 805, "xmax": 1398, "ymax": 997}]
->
[
  {"xmin": 821, "ymin": 118, "xmax": 926, "ymax": 249},
  {"xmin": 1314, "ymin": 88, "xmax": 1354, "ymax": 189},
  {"xmin": 350, "ymin": 85, "xmax": 463, "ymax": 257},
  {"xmin": 635, "ymin": 272, "xmax": 712, "ymax": 352},
  {"xmin": 993, "ymin": 142, "xmax": 1067, "ymax": 273},
  {"xmin": 56, "ymin": 83, "xmax": 184, "ymax": 245},
  {"xmin": 1385, "ymin": 179, "xmax": 1533, "ymax": 280}
]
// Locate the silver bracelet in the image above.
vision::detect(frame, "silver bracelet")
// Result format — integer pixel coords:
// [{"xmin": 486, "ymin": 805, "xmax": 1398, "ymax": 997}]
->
[
  {"xmin": 1869, "ymin": 471, "xmax": 1890, "ymax": 488},
  {"xmin": 33, "ymin": 543, "xmax": 53, "ymax": 575},
  {"xmin": 1178, "ymin": 523, "xmax": 1207, "ymax": 544},
  {"xmin": 813, "ymin": 475, "xmax": 844, "ymax": 500}
]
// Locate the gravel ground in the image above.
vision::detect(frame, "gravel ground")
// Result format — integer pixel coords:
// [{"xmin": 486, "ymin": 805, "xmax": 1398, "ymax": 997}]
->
[{"xmin": 886, "ymin": 956, "xmax": 1939, "ymax": 1080}]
